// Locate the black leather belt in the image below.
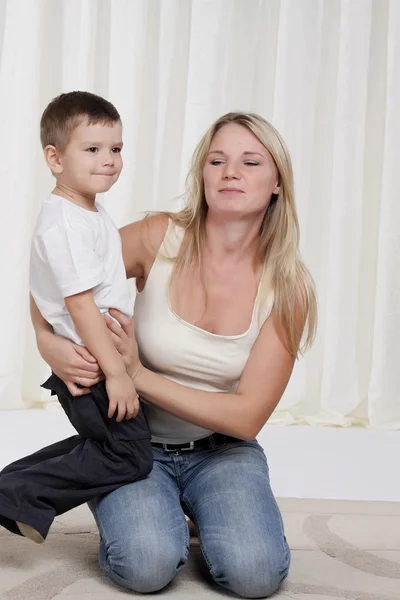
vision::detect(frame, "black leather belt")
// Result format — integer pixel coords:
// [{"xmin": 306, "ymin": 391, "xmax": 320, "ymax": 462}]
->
[{"xmin": 151, "ymin": 433, "xmax": 242, "ymax": 453}]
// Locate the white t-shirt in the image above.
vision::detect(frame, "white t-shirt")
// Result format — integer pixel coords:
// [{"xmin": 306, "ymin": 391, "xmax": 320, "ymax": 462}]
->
[{"xmin": 30, "ymin": 194, "xmax": 133, "ymax": 345}]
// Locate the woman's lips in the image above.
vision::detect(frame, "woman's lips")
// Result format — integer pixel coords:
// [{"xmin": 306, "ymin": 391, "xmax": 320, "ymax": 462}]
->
[{"xmin": 219, "ymin": 188, "xmax": 244, "ymax": 194}]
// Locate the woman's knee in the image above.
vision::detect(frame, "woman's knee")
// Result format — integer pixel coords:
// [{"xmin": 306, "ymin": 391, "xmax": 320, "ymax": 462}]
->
[
  {"xmin": 101, "ymin": 535, "xmax": 188, "ymax": 593},
  {"xmin": 89, "ymin": 459, "xmax": 190, "ymax": 593},
  {"xmin": 210, "ymin": 540, "xmax": 290, "ymax": 598}
]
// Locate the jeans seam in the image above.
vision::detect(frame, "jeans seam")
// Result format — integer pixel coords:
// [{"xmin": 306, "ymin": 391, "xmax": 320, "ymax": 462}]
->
[
  {"xmin": 181, "ymin": 495, "xmax": 216, "ymax": 578},
  {"xmin": 182, "ymin": 520, "xmax": 191, "ymax": 563},
  {"xmin": 280, "ymin": 537, "xmax": 291, "ymax": 582}
]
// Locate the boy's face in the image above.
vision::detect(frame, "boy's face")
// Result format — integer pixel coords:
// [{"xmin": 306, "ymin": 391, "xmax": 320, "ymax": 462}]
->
[{"xmin": 54, "ymin": 120, "xmax": 123, "ymax": 195}]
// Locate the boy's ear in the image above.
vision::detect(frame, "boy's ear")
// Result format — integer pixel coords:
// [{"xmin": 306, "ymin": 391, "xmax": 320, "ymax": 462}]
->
[{"xmin": 44, "ymin": 145, "xmax": 63, "ymax": 174}]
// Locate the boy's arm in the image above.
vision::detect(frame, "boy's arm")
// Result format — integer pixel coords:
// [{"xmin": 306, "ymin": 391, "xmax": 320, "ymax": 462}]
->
[
  {"xmin": 65, "ymin": 290, "xmax": 138, "ymax": 421},
  {"xmin": 30, "ymin": 293, "xmax": 102, "ymax": 394},
  {"xmin": 65, "ymin": 290, "xmax": 125, "ymax": 378}
]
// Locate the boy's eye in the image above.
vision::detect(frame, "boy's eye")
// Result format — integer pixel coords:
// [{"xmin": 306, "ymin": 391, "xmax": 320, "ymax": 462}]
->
[
  {"xmin": 112, "ymin": 147, "xmax": 122, "ymax": 153},
  {"xmin": 86, "ymin": 147, "xmax": 99, "ymax": 153}
]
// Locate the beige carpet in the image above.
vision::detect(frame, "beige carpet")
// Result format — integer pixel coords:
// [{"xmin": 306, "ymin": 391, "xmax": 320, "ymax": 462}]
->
[{"xmin": 0, "ymin": 498, "xmax": 399, "ymax": 599}]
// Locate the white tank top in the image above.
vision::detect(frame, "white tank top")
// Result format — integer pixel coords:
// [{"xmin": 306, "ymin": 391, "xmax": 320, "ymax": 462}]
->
[{"xmin": 134, "ymin": 219, "xmax": 274, "ymax": 443}]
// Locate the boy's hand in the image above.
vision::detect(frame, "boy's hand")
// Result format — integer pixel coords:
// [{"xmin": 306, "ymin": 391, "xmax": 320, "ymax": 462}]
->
[
  {"xmin": 106, "ymin": 372, "xmax": 139, "ymax": 422},
  {"xmin": 104, "ymin": 311, "xmax": 142, "ymax": 379}
]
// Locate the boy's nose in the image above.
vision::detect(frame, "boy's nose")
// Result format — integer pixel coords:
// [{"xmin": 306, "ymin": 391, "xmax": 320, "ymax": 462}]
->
[{"xmin": 103, "ymin": 153, "xmax": 115, "ymax": 166}]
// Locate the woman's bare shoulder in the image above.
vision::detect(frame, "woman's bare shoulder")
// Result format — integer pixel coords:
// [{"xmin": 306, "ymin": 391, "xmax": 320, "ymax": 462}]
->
[
  {"xmin": 144, "ymin": 213, "xmax": 170, "ymax": 253},
  {"xmin": 119, "ymin": 213, "xmax": 170, "ymax": 279}
]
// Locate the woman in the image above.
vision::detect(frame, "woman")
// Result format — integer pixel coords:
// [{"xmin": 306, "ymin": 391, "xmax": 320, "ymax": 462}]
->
[{"xmin": 32, "ymin": 112, "xmax": 316, "ymax": 598}]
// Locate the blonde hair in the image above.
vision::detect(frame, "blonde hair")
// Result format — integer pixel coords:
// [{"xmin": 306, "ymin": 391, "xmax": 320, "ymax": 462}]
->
[{"xmin": 163, "ymin": 112, "xmax": 317, "ymax": 356}]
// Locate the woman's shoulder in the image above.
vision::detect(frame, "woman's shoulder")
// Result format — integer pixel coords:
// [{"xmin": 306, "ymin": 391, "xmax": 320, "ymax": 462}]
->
[
  {"xmin": 143, "ymin": 213, "xmax": 171, "ymax": 254},
  {"xmin": 119, "ymin": 213, "xmax": 170, "ymax": 279},
  {"xmin": 120, "ymin": 212, "xmax": 169, "ymax": 254},
  {"xmin": 120, "ymin": 212, "xmax": 187, "ymax": 278},
  {"xmin": 146, "ymin": 212, "xmax": 187, "ymax": 257}
]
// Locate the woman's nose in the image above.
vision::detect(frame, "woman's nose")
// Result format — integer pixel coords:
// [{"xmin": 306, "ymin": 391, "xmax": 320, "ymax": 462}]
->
[{"xmin": 222, "ymin": 161, "xmax": 240, "ymax": 179}]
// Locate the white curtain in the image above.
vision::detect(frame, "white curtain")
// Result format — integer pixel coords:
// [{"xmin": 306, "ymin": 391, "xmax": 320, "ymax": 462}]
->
[{"xmin": 0, "ymin": 0, "xmax": 398, "ymax": 429}]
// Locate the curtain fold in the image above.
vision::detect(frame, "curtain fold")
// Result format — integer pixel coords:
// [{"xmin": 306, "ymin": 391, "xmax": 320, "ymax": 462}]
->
[{"xmin": 0, "ymin": 0, "xmax": 397, "ymax": 429}]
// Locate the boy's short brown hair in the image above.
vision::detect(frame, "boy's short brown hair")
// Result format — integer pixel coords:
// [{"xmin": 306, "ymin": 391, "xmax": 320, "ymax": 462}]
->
[{"xmin": 40, "ymin": 91, "xmax": 121, "ymax": 151}]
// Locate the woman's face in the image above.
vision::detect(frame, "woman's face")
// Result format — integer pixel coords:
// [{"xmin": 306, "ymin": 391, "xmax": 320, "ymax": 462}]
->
[{"xmin": 203, "ymin": 123, "xmax": 280, "ymax": 219}]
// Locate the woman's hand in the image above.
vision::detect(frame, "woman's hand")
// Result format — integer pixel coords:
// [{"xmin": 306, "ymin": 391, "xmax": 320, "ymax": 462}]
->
[
  {"xmin": 37, "ymin": 330, "xmax": 103, "ymax": 396},
  {"xmin": 105, "ymin": 309, "xmax": 142, "ymax": 380}
]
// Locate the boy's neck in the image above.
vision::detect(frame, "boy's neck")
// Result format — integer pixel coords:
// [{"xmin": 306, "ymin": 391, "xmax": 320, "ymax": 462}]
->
[{"xmin": 53, "ymin": 183, "xmax": 97, "ymax": 212}]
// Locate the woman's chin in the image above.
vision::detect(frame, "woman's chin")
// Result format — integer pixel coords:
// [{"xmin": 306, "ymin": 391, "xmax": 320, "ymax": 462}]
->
[{"xmin": 207, "ymin": 205, "xmax": 255, "ymax": 221}]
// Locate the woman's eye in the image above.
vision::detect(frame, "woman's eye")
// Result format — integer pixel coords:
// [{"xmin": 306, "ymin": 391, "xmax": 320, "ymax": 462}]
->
[
  {"xmin": 209, "ymin": 159, "xmax": 259, "ymax": 167},
  {"xmin": 86, "ymin": 147, "xmax": 99, "ymax": 153}
]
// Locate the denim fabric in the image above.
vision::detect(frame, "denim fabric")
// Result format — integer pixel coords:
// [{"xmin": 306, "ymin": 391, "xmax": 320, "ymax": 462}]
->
[{"xmin": 90, "ymin": 439, "xmax": 290, "ymax": 598}]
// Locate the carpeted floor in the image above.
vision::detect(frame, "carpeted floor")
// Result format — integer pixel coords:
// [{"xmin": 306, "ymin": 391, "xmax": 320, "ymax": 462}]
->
[{"xmin": 0, "ymin": 498, "xmax": 399, "ymax": 599}]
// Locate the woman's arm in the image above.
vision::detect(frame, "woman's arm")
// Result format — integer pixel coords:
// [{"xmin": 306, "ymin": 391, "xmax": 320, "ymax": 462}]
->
[
  {"xmin": 30, "ymin": 294, "xmax": 102, "ymax": 396},
  {"xmin": 30, "ymin": 292, "xmax": 52, "ymax": 337},
  {"xmin": 106, "ymin": 308, "xmax": 302, "ymax": 440},
  {"xmin": 136, "ymin": 317, "xmax": 295, "ymax": 440}
]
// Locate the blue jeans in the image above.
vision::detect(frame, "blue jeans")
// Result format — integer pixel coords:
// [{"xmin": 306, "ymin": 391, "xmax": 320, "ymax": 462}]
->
[{"xmin": 89, "ymin": 439, "xmax": 290, "ymax": 598}]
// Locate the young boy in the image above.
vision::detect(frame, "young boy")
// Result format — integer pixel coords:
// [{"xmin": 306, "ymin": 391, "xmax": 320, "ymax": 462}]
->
[{"xmin": 0, "ymin": 91, "xmax": 152, "ymax": 543}]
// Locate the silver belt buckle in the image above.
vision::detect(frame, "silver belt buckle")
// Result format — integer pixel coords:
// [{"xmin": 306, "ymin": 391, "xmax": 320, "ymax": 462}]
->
[
  {"xmin": 162, "ymin": 441, "xmax": 195, "ymax": 453},
  {"xmin": 181, "ymin": 441, "xmax": 195, "ymax": 452}
]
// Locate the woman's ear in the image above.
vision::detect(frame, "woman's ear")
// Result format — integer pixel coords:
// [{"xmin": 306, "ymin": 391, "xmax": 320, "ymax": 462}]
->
[{"xmin": 44, "ymin": 145, "xmax": 63, "ymax": 174}]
